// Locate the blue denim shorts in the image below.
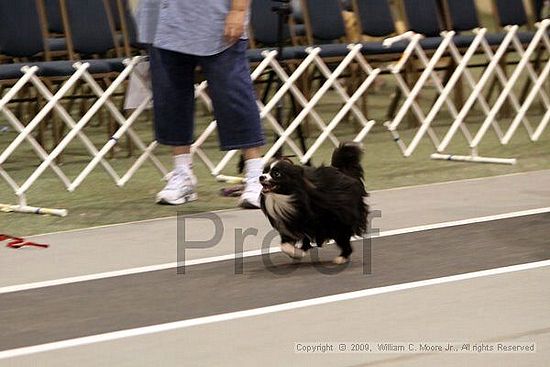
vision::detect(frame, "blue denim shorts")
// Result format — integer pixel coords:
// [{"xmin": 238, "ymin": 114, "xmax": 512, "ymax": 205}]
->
[{"xmin": 149, "ymin": 40, "xmax": 265, "ymax": 151}]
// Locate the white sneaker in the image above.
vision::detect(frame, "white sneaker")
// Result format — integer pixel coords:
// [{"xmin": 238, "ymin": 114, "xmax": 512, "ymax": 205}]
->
[
  {"xmin": 238, "ymin": 176, "xmax": 262, "ymax": 209},
  {"xmin": 156, "ymin": 170, "xmax": 198, "ymax": 205}
]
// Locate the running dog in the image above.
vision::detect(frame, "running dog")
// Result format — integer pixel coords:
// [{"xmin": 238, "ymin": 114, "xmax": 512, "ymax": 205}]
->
[{"xmin": 259, "ymin": 142, "xmax": 368, "ymax": 264}]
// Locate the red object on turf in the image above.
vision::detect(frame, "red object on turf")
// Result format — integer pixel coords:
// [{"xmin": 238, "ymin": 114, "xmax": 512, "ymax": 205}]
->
[{"xmin": 0, "ymin": 234, "xmax": 49, "ymax": 249}]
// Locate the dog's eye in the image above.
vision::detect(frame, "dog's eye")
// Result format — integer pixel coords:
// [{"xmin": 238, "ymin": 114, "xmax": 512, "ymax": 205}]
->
[{"xmin": 272, "ymin": 171, "xmax": 281, "ymax": 178}]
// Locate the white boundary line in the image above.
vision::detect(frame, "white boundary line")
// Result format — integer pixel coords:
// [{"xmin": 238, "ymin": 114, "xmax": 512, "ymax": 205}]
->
[
  {"xmin": 370, "ymin": 168, "xmax": 550, "ymax": 193},
  {"xmin": 0, "ymin": 247, "xmax": 277, "ymax": 294},
  {"xmin": 24, "ymin": 169, "xmax": 550, "ymax": 239},
  {"xmin": 1, "ymin": 206, "xmax": 549, "ymax": 295},
  {"xmin": 1, "ymin": 259, "xmax": 549, "ymax": 360}
]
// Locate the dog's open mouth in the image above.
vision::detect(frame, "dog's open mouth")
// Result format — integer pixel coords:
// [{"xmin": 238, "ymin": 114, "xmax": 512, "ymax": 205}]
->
[{"xmin": 261, "ymin": 182, "xmax": 277, "ymax": 193}]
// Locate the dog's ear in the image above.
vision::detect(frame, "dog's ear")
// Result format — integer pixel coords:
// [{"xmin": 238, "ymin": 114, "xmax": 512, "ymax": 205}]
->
[{"xmin": 281, "ymin": 156, "xmax": 294, "ymax": 164}]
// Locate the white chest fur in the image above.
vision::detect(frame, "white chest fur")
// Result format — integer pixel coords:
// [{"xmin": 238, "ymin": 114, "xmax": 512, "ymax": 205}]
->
[
  {"xmin": 263, "ymin": 193, "xmax": 296, "ymax": 221},
  {"xmin": 263, "ymin": 193, "xmax": 297, "ymax": 238}
]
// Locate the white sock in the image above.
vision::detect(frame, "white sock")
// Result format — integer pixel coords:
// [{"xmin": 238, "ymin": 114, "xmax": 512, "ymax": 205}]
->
[
  {"xmin": 174, "ymin": 153, "xmax": 192, "ymax": 174},
  {"xmin": 244, "ymin": 158, "xmax": 263, "ymax": 182}
]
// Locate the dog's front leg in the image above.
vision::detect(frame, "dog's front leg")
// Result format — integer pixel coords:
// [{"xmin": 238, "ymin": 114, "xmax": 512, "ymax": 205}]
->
[
  {"xmin": 300, "ymin": 237, "xmax": 313, "ymax": 252},
  {"xmin": 279, "ymin": 235, "xmax": 306, "ymax": 260}
]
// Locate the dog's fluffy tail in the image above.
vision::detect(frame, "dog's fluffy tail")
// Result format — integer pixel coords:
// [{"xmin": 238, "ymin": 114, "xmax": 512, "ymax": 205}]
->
[{"xmin": 331, "ymin": 142, "xmax": 364, "ymax": 181}]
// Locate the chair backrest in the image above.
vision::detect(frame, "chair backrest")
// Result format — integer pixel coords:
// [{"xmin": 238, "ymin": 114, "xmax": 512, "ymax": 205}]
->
[
  {"xmin": 301, "ymin": 0, "xmax": 347, "ymax": 43},
  {"xmin": 0, "ymin": 0, "xmax": 49, "ymax": 59},
  {"xmin": 353, "ymin": 0, "xmax": 396, "ymax": 37},
  {"xmin": 443, "ymin": 0, "xmax": 480, "ymax": 32},
  {"xmin": 250, "ymin": 0, "xmax": 291, "ymax": 46},
  {"xmin": 44, "ymin": 0, "xmax": 64, "ymax": 34},
  {"xmin": 402, "ymin": 0, "xmax": 443, "ymax": 37},
  {"xmin": 60, "ymin": 0, "xmax": 120, "ymax": 59},
  {"xmin": 493, "ymin": 0, "xmax": 528, "ymax": 27}
]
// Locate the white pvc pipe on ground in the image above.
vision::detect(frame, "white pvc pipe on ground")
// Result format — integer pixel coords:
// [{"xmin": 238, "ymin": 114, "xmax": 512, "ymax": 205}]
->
[
  {"xmin": 0, "ymin": 204, "xmax": 67, "ymax": 217},
  {"xmin": 431, "ymin": 153, "xmax": 516, "ymax": 165}
]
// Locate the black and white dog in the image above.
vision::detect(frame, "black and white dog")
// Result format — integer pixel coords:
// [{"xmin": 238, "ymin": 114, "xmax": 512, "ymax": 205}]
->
[{"xmin": 259, "ymin": 142, "xmax": 368, "ymax": 264}]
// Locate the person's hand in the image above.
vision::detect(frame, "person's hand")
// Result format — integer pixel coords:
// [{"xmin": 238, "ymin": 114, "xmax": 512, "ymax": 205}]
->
[{"xmin": 224, "ymin": 10, "xmax": 246, "ymax": 43}]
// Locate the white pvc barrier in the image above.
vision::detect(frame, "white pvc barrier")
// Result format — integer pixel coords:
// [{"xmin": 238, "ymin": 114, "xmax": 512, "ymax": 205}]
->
[
  {"xmin": 1, "ymin": 20, "xmax": 549, "ymax": 215},
  {"xmin": 384, "ymin": 20, "xmax": 550, "ymax": 164},
  {"xmin": 0, "ymin": 56, "xmax": 167, "ymax": 215}
]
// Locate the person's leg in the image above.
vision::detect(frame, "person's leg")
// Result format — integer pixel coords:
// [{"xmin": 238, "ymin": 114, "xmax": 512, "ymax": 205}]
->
[
  {"xmin": 150, "ymin": 46, "xmax": 198, "ymax": 204},
  {"xmin": 200, "ymin": 40, "xmax": 265, "ymax": 208},
  {"xmin": 239, "ymin": 146, "xmax": 263, "ymax": 208}
]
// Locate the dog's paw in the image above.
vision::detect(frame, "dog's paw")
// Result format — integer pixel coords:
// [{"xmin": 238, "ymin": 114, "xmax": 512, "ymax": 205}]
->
[
  {"xmin": 280, "ymin": 243, "xmax": 305, "ymax": 259},
  {"xmin": 333, "ymin": 256, "xmax": 349, "ymax": 265}
]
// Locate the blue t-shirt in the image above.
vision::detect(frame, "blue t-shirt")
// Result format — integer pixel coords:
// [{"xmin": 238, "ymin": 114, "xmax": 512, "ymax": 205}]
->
[
  {"xmin": 135, "ymin": 0, "xmax": 161, "ymax": 44},
  {"xmin": 151, "ymin": 0, "xmax": 248, "ymax": 56}
]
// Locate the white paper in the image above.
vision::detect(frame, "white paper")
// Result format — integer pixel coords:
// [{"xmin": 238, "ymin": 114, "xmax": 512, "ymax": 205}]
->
[{"xmin": 124, "ymin": 61, "xmax": 153, "ymax": 110}]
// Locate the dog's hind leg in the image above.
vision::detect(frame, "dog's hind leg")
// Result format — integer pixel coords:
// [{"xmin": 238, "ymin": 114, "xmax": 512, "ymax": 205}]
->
[{"xmin": 333, "ymin": 233, "xmax": 353, "ymax": 265}]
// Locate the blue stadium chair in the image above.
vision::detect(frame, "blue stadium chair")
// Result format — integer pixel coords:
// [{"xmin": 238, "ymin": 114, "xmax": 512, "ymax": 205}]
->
[
  {"xmin": 402, "ymin": 0, "xmax": 443, "ymax": 37},
  {"xmin": 442, "ymin": 0, "xmax": 480, "ymax": 33},
  {"xmin": 401, "ymin": 0, "xmax": 451, "ymax": 49},
  {"xmin": 443, "ymin": 0, "xmax": 544, "ymax": 115},
  {"xmin": 494, "ymin": 0, "xmax": 529, "ymax": 28},
  {"xmin": 247, "ymin": 0, "xmax": 302, "ymax": 62},
  {"xmin": 44, "ymin": 0, "xmax": 68, "ymax": 53},
  {"xmin": 302, "ymin": 0, "xmax": 348, "ymax": 44},
  {"xmin": 60, "ymin": 0, "xmax": 121, "ymax": 60},
  {"xmin": 490, "ymin": 0, "xmax": 548, "ymax": 102},
  {"xmin": 250, "ymin": 0, "xmax": 292, "ymax": 46},
  {"xmin": 249, "ymin": 0, "xmax": 355, "ymax": 61},
  {"xmin": 59, "ymin": 0, "xmax": 138, "ymax": 152},
  {"xmin": 406, "ymin": 0, "xmax": 534, "ymax": 49},
  {"xmin": 0, "ymin": 0, "xmax": 114, "ymax": 153},
  {"xmin": 354, "ymin": 0, "xmax": 396, "ymax": 37},
  {"xmin": 0, "ymin": 0, "xmax": 50, "ymax": 62},
  {"xmin": 0, "ymin": 0, "xmax": 121, "ymax": 83},
  {"xmin": 352, "ymin": 0, "xmax": 408, "ymax": 55},
  {"xmin": 299, "ymin": 0, "xmax": 356, "ymax": 59},
  {"xmin": 0, "ymin": 0, "xmax": 112, "ymax": 81},
  {"xmin": 445, "ymin": 0, "xmax": 535, "ymax": 46}
]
